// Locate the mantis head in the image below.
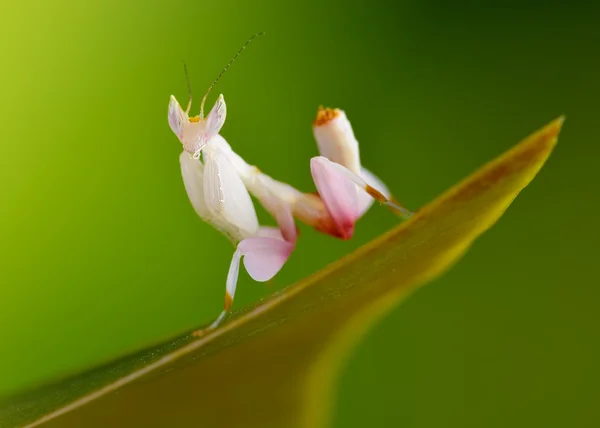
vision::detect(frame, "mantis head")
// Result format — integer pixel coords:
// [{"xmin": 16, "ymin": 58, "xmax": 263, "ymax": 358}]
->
[{"xmin": 168, "ymin": 94, "xmax": 227, "ymax": 159}]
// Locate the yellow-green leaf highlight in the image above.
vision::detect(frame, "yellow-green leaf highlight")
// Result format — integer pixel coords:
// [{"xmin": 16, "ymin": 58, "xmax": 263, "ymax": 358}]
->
[{"xmin": 0, "ymin": 117, "xmax": 563, "ymax": 428}]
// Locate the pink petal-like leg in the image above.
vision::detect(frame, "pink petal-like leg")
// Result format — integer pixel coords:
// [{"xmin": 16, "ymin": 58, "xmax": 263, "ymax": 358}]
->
[
  {"xmin": 311, "ymin": 157, "xmax": 413, "ymax": 235},
  {"xmin": 208, "ymin": 234, "xmax": 294, "ymax": 329},
  {"xmin": 310, "ymin": 156, "xmax": 362, "ymax": 239}
]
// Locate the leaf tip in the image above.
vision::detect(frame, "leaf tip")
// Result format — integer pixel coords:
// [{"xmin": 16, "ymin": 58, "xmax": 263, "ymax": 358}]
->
[
  {"xmin": 513, "ymin": 115, "xmax": 564, "ymax": 167},
  {"xmin": 541, "ymin": 115, "xmax": 565, "ymax": 146}
]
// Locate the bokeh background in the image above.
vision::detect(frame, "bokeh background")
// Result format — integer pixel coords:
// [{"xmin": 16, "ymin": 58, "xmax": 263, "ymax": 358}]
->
[{"xmin": 1, "ymin": 0, "xmax": 599, "ymax": 426}]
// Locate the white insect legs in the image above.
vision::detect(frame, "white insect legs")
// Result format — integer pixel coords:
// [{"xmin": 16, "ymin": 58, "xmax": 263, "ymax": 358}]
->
[
  {"xmin": 310, "ymin": 106, "xmax": 413, "ymax": 236},
  {"xmin": 169, "ymin": 92, "xmax": 412, "ymax": 330}
]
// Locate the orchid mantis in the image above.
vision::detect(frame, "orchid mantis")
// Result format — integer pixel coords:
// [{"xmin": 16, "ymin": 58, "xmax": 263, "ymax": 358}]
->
[{"xmin": 168, "ymin": 36, "xmax": 412, "ymax": 329}]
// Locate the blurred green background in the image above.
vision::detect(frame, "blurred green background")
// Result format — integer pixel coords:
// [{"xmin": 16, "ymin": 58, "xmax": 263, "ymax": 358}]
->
[{"xmin": 1, "ymin": 0, "xmax": 599, "ymax": 426}]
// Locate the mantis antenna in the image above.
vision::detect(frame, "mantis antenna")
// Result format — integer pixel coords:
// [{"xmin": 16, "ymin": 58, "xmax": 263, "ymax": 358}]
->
[{"xmin": 199, "ymin": 32, "xmax": 266, "ymax": 119}]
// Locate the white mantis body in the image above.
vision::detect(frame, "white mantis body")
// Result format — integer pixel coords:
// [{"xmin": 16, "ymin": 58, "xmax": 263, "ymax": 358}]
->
[{"xmin": 168, "ymin": 35, "xmax": 412, "ymax": 329}]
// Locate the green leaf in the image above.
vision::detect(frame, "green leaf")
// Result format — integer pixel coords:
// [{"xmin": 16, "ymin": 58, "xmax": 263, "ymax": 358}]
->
[{"xmin": 0, "ymin": 117, "xmax": 564, "ymax": 428}]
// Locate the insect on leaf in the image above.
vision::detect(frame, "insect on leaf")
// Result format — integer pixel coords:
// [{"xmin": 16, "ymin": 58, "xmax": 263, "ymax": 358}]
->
[{"xmin": 0, "ymin": 117, "xmax": 564, "ymax": 428}]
